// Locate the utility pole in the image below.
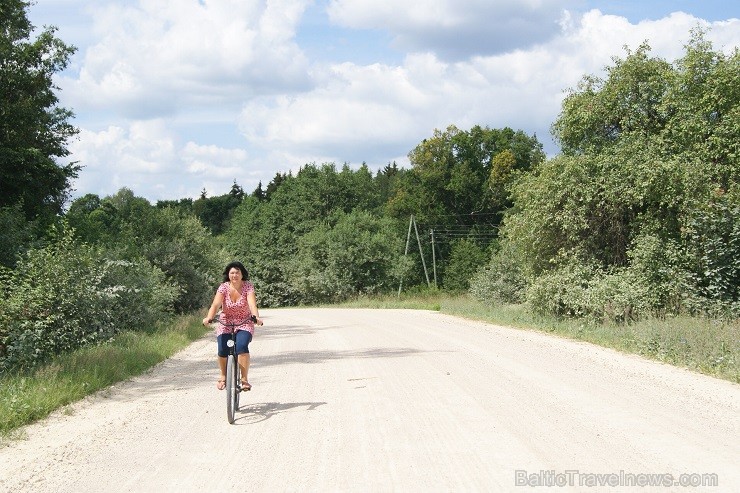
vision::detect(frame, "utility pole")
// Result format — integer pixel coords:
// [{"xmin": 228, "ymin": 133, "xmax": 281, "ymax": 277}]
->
[
  {"xmin": 414, "ymin": 216, "xmax": 431, "ymax": 287},
  {"xmin": 398, "ymin": 215, "xmax": 431, "ymax": 295},
  {"xmin": 430, "ymin": 228, "xmax": 437, "ymax": 288},
  {"xmin": 398, "ymin": 215, "xmax": 414, "ymax": 296}
]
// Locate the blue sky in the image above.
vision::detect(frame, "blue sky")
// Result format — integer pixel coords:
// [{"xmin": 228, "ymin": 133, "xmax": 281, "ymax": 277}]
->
[{"xmin": 27, "ymin": 0, "xmax": 740, "ymax": 203}]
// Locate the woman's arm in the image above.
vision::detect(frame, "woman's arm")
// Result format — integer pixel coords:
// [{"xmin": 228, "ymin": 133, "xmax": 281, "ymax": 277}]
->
[
  {"xmin": 202, "ymin": 291, "xmax": 225, "ymax": 326},
  {"xmin": 247, "ymin": 291, "xmax": 263, "ymax": 326}
]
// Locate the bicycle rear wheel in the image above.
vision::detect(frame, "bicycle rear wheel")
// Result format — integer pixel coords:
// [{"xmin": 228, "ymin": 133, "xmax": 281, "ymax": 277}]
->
[{"xmin": 226, "ymin": 354, "xmax": 238, "ymax": 424}]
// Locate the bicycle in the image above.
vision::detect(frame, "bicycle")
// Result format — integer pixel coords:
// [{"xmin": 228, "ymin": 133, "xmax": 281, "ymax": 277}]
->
[{"xmin": 209, "ymin": 314, "xmax": 257, "ymax": 424}]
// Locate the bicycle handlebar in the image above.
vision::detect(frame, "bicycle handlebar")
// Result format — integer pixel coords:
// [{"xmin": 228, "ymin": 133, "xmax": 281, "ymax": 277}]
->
[{"xmin": 208, "ymin": 315, "xmax": 259, "ymax": 326}]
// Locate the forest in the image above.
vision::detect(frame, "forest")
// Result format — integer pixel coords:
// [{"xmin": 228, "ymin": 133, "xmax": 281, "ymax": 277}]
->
[{"xmin": 1, "ymin": 0, "xmax": 738, "ymax": 373}]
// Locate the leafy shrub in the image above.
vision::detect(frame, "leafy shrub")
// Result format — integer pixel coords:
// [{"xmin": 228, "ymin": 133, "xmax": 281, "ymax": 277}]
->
[
  {"xmin": 504, "ymin": 34, "xmax": 739, "ymax": 319},
  {"xmin": 0, "ymin": 205, "xmax": 35, "ymax": 269},
  {"xmin": 523, "ymin": 234, "xmax": 690, "ymax": 323},
  {"xmin": 0, "ymin": 224, "xmax": 178, "ymax": 372},
  {"xmin": 683, "ymin": 189, "xmax": 740, "ymax": 317},
  {"xmin": 442, "ymin": 239, "xmax": 488, "ymax": 292},
  {"xmin": 96, "ymin": 259, "xmax": 179, "ymax": 331},
  {"xmin": 67, "ymin": 189, "xmax": 223, "ymax": 313},
  {"xmin": 525, "ymin": 259, "xmax": 597, "ymax": 318},
  {"xmin": 117, "ymin": 204, "xmax": 224, "ymax": 313},
  {"xmin": 585, "ymin": 269, "xmax": 650, "ymax": 323},
  {"xmin": 469, "ymin": 242, "xmax": 527, "ymax": 304},
  {"xmin": 288, "ymin": 211, "xmax": 408, "ymax": 304},
  {"xmin": 625, "ymin": 233, "xmax": 688, "ymax": 315}
]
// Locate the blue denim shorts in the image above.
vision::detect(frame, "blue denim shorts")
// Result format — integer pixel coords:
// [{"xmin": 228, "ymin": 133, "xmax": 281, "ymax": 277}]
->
[{"xmin": 216, "ymin": 330, "xmax": 252, "ymax": 357}]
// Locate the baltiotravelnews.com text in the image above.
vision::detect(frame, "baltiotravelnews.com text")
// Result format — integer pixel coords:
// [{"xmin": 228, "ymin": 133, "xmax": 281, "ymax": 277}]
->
[{"xmin": 515, "ymin": 469, "xmax": 718, "ymax": 488}]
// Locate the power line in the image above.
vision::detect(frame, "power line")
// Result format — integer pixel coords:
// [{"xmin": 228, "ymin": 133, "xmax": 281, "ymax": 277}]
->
[
  {"xmin": 422, "ymin": 212, "xmax": 500, "ymax": 218},
  {"xmin": 433, "ymin": 234, "xmax": 497, "ymax": 239},
  {"xmin": 420, "ymin": 223, "xmax": 499, "ymax": 240}
]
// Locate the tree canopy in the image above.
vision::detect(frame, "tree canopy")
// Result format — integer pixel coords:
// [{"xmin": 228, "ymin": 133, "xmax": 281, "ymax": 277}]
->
[
  {"xmin": 474, "ymin": 31, "xmax": 740, "ymax": 320},
  {"xmin": 0, "ymin": 0, "xmax": 78, "ymax": 222}
]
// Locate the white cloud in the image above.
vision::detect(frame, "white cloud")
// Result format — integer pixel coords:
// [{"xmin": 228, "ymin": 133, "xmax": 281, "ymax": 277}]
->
[
  {"xmin": 68, "ymin": 121, "xmax": 176, "ymax": 197},
  {"xmin": 239, "ymin": 61, "xmax": 423, "ymax": 155},
  {"xmin": 327, "ymin": 0, "xmax": 577, "ymax": 59},
  {"xmin": 182, "ymin": 143, "xmax": 249, "ymax": 178},
  {"xmin": 48, "ymin": 1, "xmax": 739, "ymax": 203},
  {"xmin": 61, "ymin": 0, "xmax": 312, "ymax": 117},
  {"xmin": 236, "ymin": 8, "xmax": 740, "ymax": 174},
  {"xmin": 68, "ymin": 120, "xmax": 259, "ymax": 200}
]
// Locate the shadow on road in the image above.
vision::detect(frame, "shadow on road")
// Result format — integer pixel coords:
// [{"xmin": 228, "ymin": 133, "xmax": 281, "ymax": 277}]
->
[
  {"xmin": 253, "ymin": 347, "xmax": 424, "ymax": 368},
  {"xmin": 235, "ymin": 401, "xmax": 327, "ymax": 424},
  {"xmin": 101, "ymin": 351, "xmax": 213, "ymax": 401},
  {"xmin": 256, "ymin": 323, "xmax": 340, "ymax": 340}
]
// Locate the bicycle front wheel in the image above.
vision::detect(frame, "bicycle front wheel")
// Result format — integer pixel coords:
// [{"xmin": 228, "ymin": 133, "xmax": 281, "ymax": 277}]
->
[{"xmin": 226, "ymin": 354, "xmax": 238, "ymax": 424}]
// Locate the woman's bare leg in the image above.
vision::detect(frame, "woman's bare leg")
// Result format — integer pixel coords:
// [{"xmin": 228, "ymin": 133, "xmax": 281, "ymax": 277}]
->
[
  {"xmin": 238, "ymin": 353, "xmax": 250, "ymax": 389},
  {"xmin": 216, "ymin": 356, "xmax": 227, "ymax": 389}
]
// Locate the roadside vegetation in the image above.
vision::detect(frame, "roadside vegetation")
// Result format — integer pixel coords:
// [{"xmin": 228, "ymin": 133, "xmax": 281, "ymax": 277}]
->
[
  {"xmin": 0, "ymin": 315, "xmax": 206, "ymax": 441},
  {"xmin": 1, "ymin": 4, "xmax": 737, "ymax": 438}
]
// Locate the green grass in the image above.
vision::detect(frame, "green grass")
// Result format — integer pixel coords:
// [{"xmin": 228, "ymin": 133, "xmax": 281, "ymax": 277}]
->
[
  {"xmin": 339, "ymin": 293, "xmax": 740, "ymax": 384},
  {"xmin": 327, "ymin": 290, "xmax": 442, "ymax": 311},
  {"xmin": 0, "ymin": 314, "xmax": 208, "ymax": 441}
]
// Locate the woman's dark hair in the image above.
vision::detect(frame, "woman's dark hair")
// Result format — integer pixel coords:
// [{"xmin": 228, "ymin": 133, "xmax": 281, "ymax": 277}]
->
[{"xmin": 222, "ymin": 261, "xmax": 249, "ymax": 282}]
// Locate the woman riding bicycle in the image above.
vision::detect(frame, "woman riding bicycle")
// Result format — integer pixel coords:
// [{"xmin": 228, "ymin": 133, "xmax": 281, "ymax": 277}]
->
[{"xmin": 203, "ymin": 261, "xmax": 263, "ymax": 391}]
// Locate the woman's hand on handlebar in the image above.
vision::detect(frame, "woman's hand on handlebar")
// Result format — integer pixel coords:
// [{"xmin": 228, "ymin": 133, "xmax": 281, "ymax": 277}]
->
[{"xmin": 203, "ymin": 315, "xmax": 263, "ymax": 326}]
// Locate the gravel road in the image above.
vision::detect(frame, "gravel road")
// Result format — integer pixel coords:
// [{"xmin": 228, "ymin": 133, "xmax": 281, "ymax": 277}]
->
[{"xmin": 1, "ymin": 308, "xmax": 738, "ymax": 492}]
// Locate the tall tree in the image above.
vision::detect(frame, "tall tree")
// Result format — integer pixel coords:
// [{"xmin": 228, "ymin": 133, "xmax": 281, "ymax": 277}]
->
[
  {"xmin": 251, "ymin": 181, "xmax": 265, "ymax": 201},
  {"xmin": 386, "ymin": 125, "xmax": 543, "ymax": 286},
  {"xmin": 193, "ymin": 190, "xmax": 242, "ymax": 235},
  {"xmin": 264, "ymin": 172, "xmax": 287, "ymax": 200},
  {"xmin": 387, "ymin": 125, "xmax": 544, "ymax": 227},
  {"xmin": 0, "ymin": 0, "xmax": 79, "ymax": 220},
  {"xmin": 552, "ymin": 42, "xmax": 673, "ymax": 156},
  {"xmin": 229, "ymin": 180, "xmax": 244, "ymax": 200},
  {"xmin": 226, "ymin": 163, "xmax": 393, "ymax": 306},
  {"xmin": 287, "ymin": 210, "xmax": 409, "ymax": 303},
  {"xmin": 375, "ymin": 161, "xmax": 404, "ymax": 205}
]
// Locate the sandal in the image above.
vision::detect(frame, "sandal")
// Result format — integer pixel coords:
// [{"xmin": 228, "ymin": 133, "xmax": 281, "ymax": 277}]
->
[
  {"xmin": 241, "ymin": 379, "xmax": 251, "ymax": 391},
  {"xmin": 216, "ymin": 378, "xmax": 226, "ymax": 390}
]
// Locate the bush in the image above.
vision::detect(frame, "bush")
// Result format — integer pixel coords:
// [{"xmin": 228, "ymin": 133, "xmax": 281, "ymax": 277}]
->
[
  {"xmin": 625, "ymin": 233, "xmax": 688, "ymax": 315},
  {"xmin": 67, "ymin": 189, "xmax": 224, "ymax": 313},
  {"xmin": 683, "ymin": 189, "xmax": 740, "ymax": 317},
  {"xmin": 469, "ymin": 242, "xmax": 527, "ymax": 304},
  {"xmin": 525, "ymin": 260, "xmax": 597, "ymax": 318},
  {"xmin": 118, "ymin": 206, "xmax": 224, "ymax": 313},
  {"xmin": 288, "ymin": 211, "xmax": 408, "ymax": 304},
  {"xmin": 585, "ymin": 269, "xmax": 651, "ymax": 323},
  {"xmin": 0, "ymin": 224, "xmax": 178, "ymax": 372},
  {"xmin": 524, "ymin": 235, "xmax": 689, "ymax": 323},
  {"xmin": 501, "ymin": 35, "xmax": 739, "ymax": 319},
  {"xmin": 443, "ymin": 239, "xmax": 488, "ymax": 292},
  {"xmin": 0, "ymin": 205, "xmax": 35, "ymax": 269},
  {"xmin": 96, "ymin": 259, "xmax": 180, "ymax": 331}
]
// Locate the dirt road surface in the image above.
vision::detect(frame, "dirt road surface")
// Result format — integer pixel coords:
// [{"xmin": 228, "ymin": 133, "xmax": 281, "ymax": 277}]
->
[{"xmin": 1, "ymin": 308, "xmax": 738, "ymax": 492}]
